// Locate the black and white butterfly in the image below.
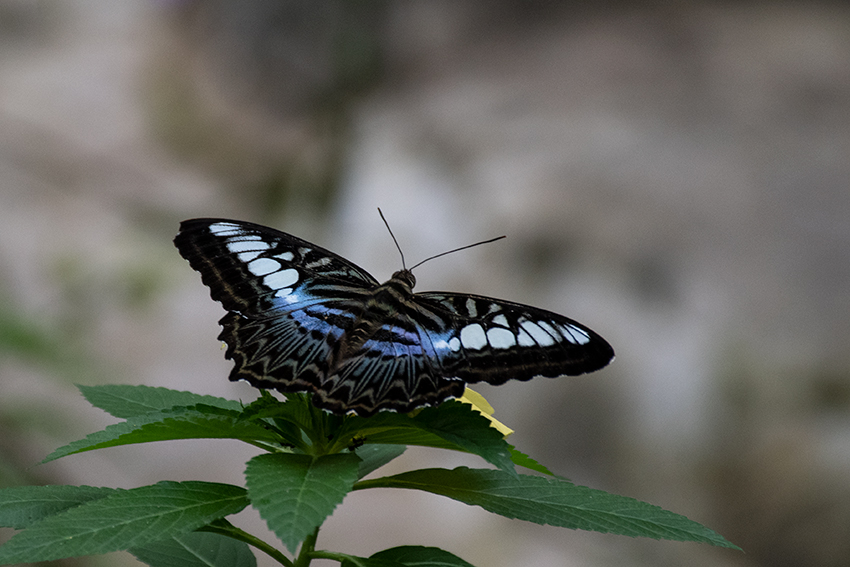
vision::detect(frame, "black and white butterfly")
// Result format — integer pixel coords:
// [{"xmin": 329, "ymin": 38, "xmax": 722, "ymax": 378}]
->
[{"xmin": 174, "ymin": 218, "xmax": 614, "ymax": 416}]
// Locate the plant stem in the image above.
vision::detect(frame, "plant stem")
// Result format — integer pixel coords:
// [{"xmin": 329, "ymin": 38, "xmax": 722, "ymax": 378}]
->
[
  {"xmin": 200, "ymin": 519, "xmax": 294, "ymax": 567},
  {"xmin": 294, "ymin": 526, "xmax": 320, "ymax": 567},
  {"xmin": 310, "ymin": 550, "xmax": 367, "ymax": 565},
  {"xmin": 242, "ymin": 439, "xmax": 285, "ymax": 453}
]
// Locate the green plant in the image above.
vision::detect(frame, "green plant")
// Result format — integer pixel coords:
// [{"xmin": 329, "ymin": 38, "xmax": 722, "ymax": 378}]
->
[{"xmin": 0, "ymin": 384, "xmax": 739, "ymax": 566}]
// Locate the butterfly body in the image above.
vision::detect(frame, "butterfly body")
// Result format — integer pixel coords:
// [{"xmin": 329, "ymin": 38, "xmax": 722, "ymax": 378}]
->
[{"xmin": 175, "ymin": 218, "xmax": 613, "ymax": 416}]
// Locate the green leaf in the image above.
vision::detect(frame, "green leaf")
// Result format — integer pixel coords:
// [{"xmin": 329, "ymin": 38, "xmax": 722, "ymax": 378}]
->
[
  {"xmin": 340, "ymin": 412, "xmax": 450, "ymax": 447},
  {"xmin": 410, "ymin": 403, "xmax": 514, "ymax": 474},
  {"xmin": 371, "ymin": 546, "xmax": 475, "ymax": 566},
  {"xmin": 241, "ymin": 392, "xmax": 322, "ymax": 438},
  {"xmin": 0, "ymin": 485, "xmax": 116, "ymax": 529},
  {"xmin": 78, "ymin": 384, "xmax": 242, "ymax": 418},
  {"xmin": 358, "ymin": 467, "xmax": 740, "ymax": 549},
  {"xmin": 0, "ymin": 481, "xmax": 249, "ymax": 564},
  {"xmin": 245, "ymin": 453, "xmax": 360, "ymax": 553},
  {"xmin": 238, "ymin": 395, "xmax": 310, "ymax": 450},
  {"xmin": 129, "ymin": 531, "xmax": 257, "ymax": 567},
  {"xmin": 239, "ymin": 393, "xmax": 307, "ymax": 425},
  {"xmin": 354, "ymin": 444, "xmax": 406, "ymax": 479},
  {"xmin": 341, "ymin": 401, "xmax": 514, "ymax": 475},
  {"xmin": 508, "ymin": 447, "xmax": 554, "ymax": 476},
  {"xmin": 42, "ymin": 405, "xmax": 280, "ymax": 463}
]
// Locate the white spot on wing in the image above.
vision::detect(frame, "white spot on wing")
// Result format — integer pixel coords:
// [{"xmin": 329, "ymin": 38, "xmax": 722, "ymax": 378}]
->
[
  {"xmin": 487, "ymin": 327, "xmax": 516, "ymax": 349},
  {"xmin": 561, "ymin": 324, "xmax": 591, "ymax": 345},
  {"xmin": 263, "ymin": 268, "xmax": 299, "ymax": 290},
  {"xmin": 519, "ymin": 320, "xmax": 556, "ymax": 346},
  {"xmin": 275, "ymin": 287, "xmax": 294, "ymax": 298},
  {"xmin": 465, "ymin": 298, "xmax": 477, "ymax": 317},
  {"xmin": 276, "ymin": 251, "xmax": 295, "ymax": 262},
  {"xmin": 492, "ymin": 314, "xmax": 509, "ymax": 327},
  {"xmin": 516, "ymin": 327, "xmax": 536, "ymax": 347},
  {"xmin": 226, "ymin": 240, "xmax": 269, "ymax": 254},
  {"xmin": 247, "ymin": 258, "xmax": 280, "ymax": 277},
  {"xmin": 460, "ymin": 324, "xmax": 488, "ymax": 350},
  {"xmin": 538, "ymin": 321, "xmax": 563, "ymax": 343},
  {"xmin": 237, "ymin": 251, "xmax": 263, "ymax": 263},
  {"xmin": 305, "ymin": 257, "xmax": 332, "ymax": 269},
  {"xmin": 208, "ymin": 222, "xmax": 241, "ymax": 235},
  {"xmin": 448, "ymin": 337, "xmax": 461, "ymax": 352}
]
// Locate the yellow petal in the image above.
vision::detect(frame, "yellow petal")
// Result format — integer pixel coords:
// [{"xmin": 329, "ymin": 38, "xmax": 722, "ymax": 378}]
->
[
  {"xmin": 460, "ymin": 388, "xmax": 494, "ymax": 415},
  {"xmin": 459, "ymin": 388, "xmax": 514, "ymax": 437}
]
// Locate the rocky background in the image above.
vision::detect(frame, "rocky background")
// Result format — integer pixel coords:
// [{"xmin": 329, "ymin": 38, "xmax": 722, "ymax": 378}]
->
[{"xmin": 1, "ymin": 2, "xmax": 849, "ymax": 566}]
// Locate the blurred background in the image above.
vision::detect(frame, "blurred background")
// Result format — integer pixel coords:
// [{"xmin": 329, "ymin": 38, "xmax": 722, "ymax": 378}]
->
[{"xmin": 1, "ymin": 1, "xmax": 849, "ymax": 566}]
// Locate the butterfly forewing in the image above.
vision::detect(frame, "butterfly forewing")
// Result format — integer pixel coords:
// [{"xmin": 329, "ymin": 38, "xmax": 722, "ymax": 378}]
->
[
  {"xmin": 413, "ymin": 293, "xmax": 614, "ymax": 385},
  {"xmin": 175, "ymin": 219, "xmax": 378, "ymax": 315},
  {"xmin": 175, "ymin": 218, "xmax": 613, "ymax": 416}
]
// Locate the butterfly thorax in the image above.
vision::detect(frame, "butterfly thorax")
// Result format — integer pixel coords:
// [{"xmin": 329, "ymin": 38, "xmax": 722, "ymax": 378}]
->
[{"xmin": 327, "ymin": 269, "xmax": 418, "ymax": 371}]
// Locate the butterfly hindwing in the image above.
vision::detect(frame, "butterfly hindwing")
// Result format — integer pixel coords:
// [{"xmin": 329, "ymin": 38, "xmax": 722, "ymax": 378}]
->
[{"xmin": 175, "ymin": 218, "xmax": 614, "ymax": 416}]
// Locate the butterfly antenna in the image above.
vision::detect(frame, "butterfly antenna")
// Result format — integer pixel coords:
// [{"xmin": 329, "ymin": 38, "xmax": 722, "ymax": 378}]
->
[
  {"xmin": 378, "ymin": 208, "xmax": 407, "ymax": 270},
  {"xmin": 409, "ymin": 235, "xmax": 506, "ymax": 271},
  {"xmin": 379, "ymin": 208, "xmax": 506, "ymax": 271}
]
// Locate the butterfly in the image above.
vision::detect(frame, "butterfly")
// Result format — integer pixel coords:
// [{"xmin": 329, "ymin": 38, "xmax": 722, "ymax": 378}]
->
[{"xmin": 174, "ymin": 217, "xmax": 614, "ymax": 416}]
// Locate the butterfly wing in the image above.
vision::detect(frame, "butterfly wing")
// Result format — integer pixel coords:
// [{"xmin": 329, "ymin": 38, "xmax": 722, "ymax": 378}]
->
[
  {"xmin": 414, "ymin": 292, "xmax": 614, "ymax": 386},
  {"xmin": 175, "ymin": 218, "xmax": 380, "ymax": 401}
]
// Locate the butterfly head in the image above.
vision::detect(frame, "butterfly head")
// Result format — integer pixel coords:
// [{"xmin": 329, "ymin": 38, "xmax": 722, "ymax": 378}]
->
[{"xmin": 391, "ymin": 269, "xmax": 416, "ymax": 291}]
